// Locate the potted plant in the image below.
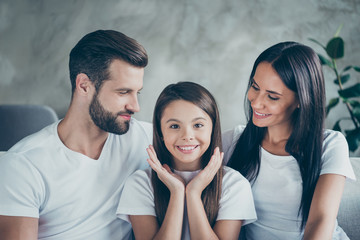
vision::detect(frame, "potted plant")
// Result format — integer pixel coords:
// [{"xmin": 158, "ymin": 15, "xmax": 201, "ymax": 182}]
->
[{"xmin": 309, "ymin": 25, "xmax": 360, "ymax": 153}]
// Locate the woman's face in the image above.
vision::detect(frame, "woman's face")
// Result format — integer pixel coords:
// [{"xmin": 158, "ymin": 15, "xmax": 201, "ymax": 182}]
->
[
  {"xmin": 160, "ymin": 100, "xmax": 212, "ymax": 171},
  {"xmin": 247, "ymin": 62, "xmax": 299, "ymax": 132}
]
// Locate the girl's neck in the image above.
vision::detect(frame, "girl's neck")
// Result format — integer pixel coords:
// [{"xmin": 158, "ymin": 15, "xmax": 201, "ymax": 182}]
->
[{"xmin": 172, "ymin": 159, "xmax": 202, "ymax": 172}]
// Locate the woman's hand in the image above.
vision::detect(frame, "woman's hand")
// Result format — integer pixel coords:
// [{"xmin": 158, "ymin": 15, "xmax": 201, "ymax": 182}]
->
[
  {"xmin": 186, "ymin": 147, "xmax": 223, "ymax": 197},
  {"xmin": 146, "ymin": 145, "xmax": 185, "ymax": 193}
]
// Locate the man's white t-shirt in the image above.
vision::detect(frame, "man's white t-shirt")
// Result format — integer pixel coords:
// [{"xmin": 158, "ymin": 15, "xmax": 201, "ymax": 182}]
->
[
  {"xmin": 0, "ymin": 118, "xmax": 152, "ymax": 240},
  {"xmin": 222, "ymin": 125, "xmax": 356, "ymax": 240},
  {"xmin": 116, "ymin": 166, "xmax": 257, "ymax": 240}
]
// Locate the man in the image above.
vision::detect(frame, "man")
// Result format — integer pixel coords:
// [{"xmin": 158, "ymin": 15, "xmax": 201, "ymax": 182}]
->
[{"xmin": 0, "ymin": 30, "xmax": 152, "ymax": 239}]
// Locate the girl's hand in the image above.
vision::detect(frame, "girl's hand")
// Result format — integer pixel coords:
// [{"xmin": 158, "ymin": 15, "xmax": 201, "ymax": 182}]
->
[
  {"xmin": 146, "ymin": 145, "xmax": 185, "ymax": 193},
  {"xmin": 186, "ymin": 147, "xmax": 223, "ymax": 197}
]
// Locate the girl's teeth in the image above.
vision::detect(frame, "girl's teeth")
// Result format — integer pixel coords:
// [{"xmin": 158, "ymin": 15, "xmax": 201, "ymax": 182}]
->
[{"xmin": 179, "ymin": 146, "xmax": 196, "ymax": 150}]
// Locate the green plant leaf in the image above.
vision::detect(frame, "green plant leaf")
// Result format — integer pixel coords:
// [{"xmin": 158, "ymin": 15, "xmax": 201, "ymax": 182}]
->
[
  {"xmin": 342, "ymin": 65, "xmax": 352, "ymax": 73},
  {"xmin": 333, "ymin": 74, "xmax": 350, "ymax": 85},
  {"xmin": 352, "ymin": 105, "xmax": 360, "ymax": 123},
  {"xmin": 333, "ymin": 120, "xmax": 342, "ymax": 131},
  {"xmin": 338, "ymin": 83, "xmax": 360, "ymax": 98},
  {"xmin": 308, "ymin": 38, "xmax": 326, "ymax": 50},
  {"xmin": 345, "ymin": 128, "xmax": 360, "ymax": 151},
  {"xmin": 353, "ymin": 66, "xmax": 360, "ymax": 72},
  {"xmin": 317, "ymin": 54, "xmax": 333, "ymax": 68},
  {"xmin": 346, "ymin": 99, "xmax": 360, "ymax": 107},
  {"xmin": 326, "ymin": 37, "xmax": 344, "ymax": 59},
  {"xmin": 326, "ymin": 97, "xmax": 339, "ymax": 115}
]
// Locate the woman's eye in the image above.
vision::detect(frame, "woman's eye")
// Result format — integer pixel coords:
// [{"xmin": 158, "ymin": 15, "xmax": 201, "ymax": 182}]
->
[
  {"xmin": 268, "ymin": 95, "xmax": 280, "ymax": 101},
  {"xmin": 169, "ymin": 124, "xmax": 179, "ymax": 129},
  {"xmin": 251, "ymin": 84, "xmax": 259, "ymax": 91},
  {"xmin": 194, "ymin": 123, "xmax": 204, "ymax": 128}
]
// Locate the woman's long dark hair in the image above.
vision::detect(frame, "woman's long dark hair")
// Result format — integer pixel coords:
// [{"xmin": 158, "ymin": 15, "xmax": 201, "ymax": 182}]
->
[
  {"xmin": 228, "ymin": 42, "xmax": 325, "ymax": 229},
  {"xmin": 152, "ymin": 81, "xmax": 223, "ymax": 226}
]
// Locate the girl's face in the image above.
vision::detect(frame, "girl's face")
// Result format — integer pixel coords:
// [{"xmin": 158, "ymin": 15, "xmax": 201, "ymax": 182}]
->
[
  {"xmin": 247, "ymin": 62, "xmax": 299, "ymax": 133},
  {"xmin": 160, "ymin": 100, "xmax": 212, "ymax": 171}
]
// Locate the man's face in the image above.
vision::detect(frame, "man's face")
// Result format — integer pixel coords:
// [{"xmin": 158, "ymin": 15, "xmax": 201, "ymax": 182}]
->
[{"xmin": 89, "ymin": 59, "xmax": 144, "ymax": 135}]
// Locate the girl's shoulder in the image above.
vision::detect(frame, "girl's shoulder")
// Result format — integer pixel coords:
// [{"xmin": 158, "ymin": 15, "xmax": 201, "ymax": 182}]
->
[
  {"xmin": 222, "ymin": 125, "xmax": 246, "ymax": 142},
  {"xmin": 125, "ymin": 167, "xmax": 153, "ymax": 186},
  {"xmin": 222, "ymin": 166, "xmax": 250, "ymax": 186}
]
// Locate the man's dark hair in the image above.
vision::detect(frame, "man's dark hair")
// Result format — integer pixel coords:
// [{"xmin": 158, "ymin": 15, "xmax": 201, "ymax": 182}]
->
[{"xmin": 69, "ymin": 30, "xmax": 148, "ymax": 93}]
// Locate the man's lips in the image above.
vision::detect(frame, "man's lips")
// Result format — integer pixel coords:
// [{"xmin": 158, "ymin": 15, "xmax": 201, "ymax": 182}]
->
[{"xmin": 118, "ymin": 114, "xmax": 132, "ymax": 120}]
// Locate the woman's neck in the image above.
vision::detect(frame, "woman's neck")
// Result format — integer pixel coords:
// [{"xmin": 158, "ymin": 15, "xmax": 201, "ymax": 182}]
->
[{"xmin": 262, "ymin": 125, "xmax": 293, "ymax": 156}]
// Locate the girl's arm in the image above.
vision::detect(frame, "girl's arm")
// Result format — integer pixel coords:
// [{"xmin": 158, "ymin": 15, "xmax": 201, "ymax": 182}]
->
[
  {"xmin": 186, "ymin": 147, "xmax": 241, "ymax": 239},
  {"xmin": 130, "ymin": 188, "xmax": 184, "ymax": 240},
  {"xmin": 130, "ymin": 145, "xmax": 185, "ymax": 240},
  {"xmin": 303, "ymin": 174, "xmax": 346, "ymax": 240}
]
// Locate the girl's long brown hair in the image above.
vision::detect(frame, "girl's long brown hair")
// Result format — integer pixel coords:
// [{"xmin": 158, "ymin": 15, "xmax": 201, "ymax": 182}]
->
[{"xmin": 151, "ymin": 81, "xmax": 223, "ymax": 226}]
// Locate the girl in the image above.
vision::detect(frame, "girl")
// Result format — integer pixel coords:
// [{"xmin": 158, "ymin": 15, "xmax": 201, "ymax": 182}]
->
[
  {"xmin": 223, "ymin": 42, "xmax": 356, "ymax": 239},
  {"xmin": 117, "ymin": 81, "xmax": 256, "ymax": 239}
]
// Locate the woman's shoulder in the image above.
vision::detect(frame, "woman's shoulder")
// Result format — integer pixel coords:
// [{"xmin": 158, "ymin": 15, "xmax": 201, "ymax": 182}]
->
[
  {"xmin": 322, "ymin": 129, "xmax": 348, "ymax": 154},
  {"xmin": 321, "ymin": 129, "xmax": 356, "ymax": 180},
  {"xmin": 323, "ymin": 129, "xmax": 347, "ymax": 143}
]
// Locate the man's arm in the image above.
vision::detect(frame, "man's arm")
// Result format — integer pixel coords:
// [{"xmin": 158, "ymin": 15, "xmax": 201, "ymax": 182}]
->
[{"xmin": 0, "ymin": 215, "xmax": 38, "ymax": 240}]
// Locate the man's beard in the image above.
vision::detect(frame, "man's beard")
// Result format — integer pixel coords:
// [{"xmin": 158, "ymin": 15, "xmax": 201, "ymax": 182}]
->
[{"xmin": 89, "ymin": 93, "xmax": 133, "ymax": 135}]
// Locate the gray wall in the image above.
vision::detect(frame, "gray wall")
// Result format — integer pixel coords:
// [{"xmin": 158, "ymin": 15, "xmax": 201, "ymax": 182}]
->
[{"xmin": 1, "ymin": 0, "xmax": 359, "ymax": 133}]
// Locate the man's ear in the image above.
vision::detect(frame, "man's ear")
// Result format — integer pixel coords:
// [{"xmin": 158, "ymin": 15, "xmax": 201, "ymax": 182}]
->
[{"xmin": 75, "ymin": 73, "xmax": 94, "ymax": 96}]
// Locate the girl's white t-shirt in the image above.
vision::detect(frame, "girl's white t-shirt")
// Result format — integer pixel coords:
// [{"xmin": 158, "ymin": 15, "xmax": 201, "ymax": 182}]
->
[
  {"xmin": 222, "ymin": 125, "xmax": 356, "ymax": 240},
  {"xmin": 117, "ymin": 166, "xmax": 257, "ymax": 240}
]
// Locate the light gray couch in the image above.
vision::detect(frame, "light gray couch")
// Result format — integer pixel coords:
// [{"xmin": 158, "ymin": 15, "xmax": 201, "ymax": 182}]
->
[{"xmin": 338, "ymin": 157, "xmax": 359, "ymax": 239}]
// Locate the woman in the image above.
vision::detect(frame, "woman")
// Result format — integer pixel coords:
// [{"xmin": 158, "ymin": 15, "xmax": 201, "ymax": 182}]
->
[{"xmin": 223, "ymin": 42, "xmax": 355, "ymax": 240}]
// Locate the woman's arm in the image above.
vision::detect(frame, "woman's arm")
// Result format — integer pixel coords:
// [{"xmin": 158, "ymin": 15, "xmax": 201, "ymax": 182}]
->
[
  {"xmin": 130, "ymin": 145, "xmax": 185, "ymax": 240},
  {"xmin": 186, "ymin": 147, "xmax": 242, "ymax": 240},
  {"xmin": 303, "ymin": 174, "xmax": 346, "ymax": 240}
]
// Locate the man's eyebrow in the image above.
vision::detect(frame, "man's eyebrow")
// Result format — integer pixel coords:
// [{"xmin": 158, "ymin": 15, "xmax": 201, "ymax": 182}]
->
[{"xmin": 114, "ymin": 87, "xmax": 143, "ymax": 92}]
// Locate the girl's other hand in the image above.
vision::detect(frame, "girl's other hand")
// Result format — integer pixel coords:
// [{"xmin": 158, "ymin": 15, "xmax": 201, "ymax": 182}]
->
[
  {"xmin": 146, "ymin": 145, "xmax": 185, "ymax": 193},
  {"xmin": 186, "ymin": 147, "xmax": 223, "ymax": 197}
]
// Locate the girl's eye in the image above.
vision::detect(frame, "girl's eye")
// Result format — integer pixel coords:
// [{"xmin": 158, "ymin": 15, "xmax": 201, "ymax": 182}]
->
[
  {"xmin": 268, "ymin": 95, "xmax": 280, "ymax": 101},
  {"xmin": 169, "ymin": 124, "xmax": 179, "ymax": 129},
  {"xmin": 194, "ymin": 123, "xmax": 204, "ymax": 128}
]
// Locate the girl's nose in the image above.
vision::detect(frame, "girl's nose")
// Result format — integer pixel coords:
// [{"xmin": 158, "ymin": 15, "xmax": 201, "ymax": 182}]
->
[{"xmin": 182, "ymin": 127, "xmax": 194, "ymax": 141}]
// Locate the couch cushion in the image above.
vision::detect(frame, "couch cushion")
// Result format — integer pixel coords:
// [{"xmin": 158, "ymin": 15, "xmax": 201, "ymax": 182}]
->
[{"xmin": 337, "ymin": 157, "xmax": 359, "ymax": 239}]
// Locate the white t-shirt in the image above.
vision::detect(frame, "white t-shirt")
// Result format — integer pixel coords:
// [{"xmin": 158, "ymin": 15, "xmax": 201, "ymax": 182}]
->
[
  {"xmin": 117, "ymin": 166, "xmax": 257, "ymax": 240},
  {"xmin": 222, "ymin": 125, "xmax": 356, "ymax": 240},
  {"xmin": 0, "ymin": 118, "xmax": 152, "ymax": 240}
]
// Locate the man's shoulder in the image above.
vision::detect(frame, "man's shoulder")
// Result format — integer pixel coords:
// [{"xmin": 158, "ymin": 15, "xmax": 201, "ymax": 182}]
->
[
  {"xmin": 131, "ymin": 118, "xmax": 152, "ymax": 131},
  {"xmin": 5, "ymin": 122, "xmax": 59, "ymax": 157}
]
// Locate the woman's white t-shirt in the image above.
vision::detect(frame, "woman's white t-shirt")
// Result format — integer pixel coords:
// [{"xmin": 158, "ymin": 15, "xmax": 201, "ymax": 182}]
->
[
  {"xmin": 117, "ymin": 166, "xmax": 257, "ymax": 240},
  {"xmin": 222, "ymin": 125, "xmax": 356, "ymax": 240}
]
